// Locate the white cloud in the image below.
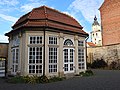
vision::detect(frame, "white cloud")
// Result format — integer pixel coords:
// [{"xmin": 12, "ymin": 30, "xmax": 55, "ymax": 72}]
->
[
  {"xmin": 63, "ymin": 11, "xmax": 76, "ymax": 18},
  {"xmin": 0, "ymin": 14, "xmax": 18, "ymax": 23},
  {"xmin": 28, "ymin": 0, "xmax": 42, "ymax": 2},
  {"xmin": 69, "ymin": 0, "xmax": 104, "ymax": 23},
  {"xmin": 0, "ymin": 0, "xmax": 19, "ymax": 6},
  {"xmin": 20, "ymin": 1, "xmax": 45, "ymax": 13},
  {"xmin": 0, "ymin": 34, "xmax": 8, "ymax": 43}
]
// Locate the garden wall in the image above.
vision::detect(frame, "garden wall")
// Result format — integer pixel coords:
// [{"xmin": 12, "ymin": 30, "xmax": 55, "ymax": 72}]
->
[{"xmin": 87, "ymin": 44, "xmax": 120, "ymax": 65}]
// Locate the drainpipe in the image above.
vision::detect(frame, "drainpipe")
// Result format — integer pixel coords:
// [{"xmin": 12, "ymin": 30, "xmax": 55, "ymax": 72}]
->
[
  {"xmin": 43, "ymin": 27, "xmax": 46, "ymax": 76},
  {"xmin": 85, "ymin": 35, "xmax": 89, "ymax": 70},
  {"xmin": 43, "ymin": 6, "xmax": 47, "ymax": 76}
]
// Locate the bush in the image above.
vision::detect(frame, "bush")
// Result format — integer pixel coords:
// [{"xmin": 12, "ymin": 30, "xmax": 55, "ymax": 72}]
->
[
  {"xmin": 38, "ymin": 75, "xmax": 49, "ymax": 83},
  {"xmin": 79, "ymin": 70, "xmax": 94, "ymax": 77},
  {"xmin": 87, "ymin": 63, "xmax": 92, "ymax": 69},
  {"xmin": 24, "ymin": 75, "xmax": 39, "ymax": 84},
  {"xmin": 109, "ymin": 61, "xmax": 117, "ymax": 70},
  {"xmin": 7, "ymin": 75, "xmax": 65, "ymax": 84},
  {"xmin": 91, "ymin": 59, "xmax": 108, "ymax": 69}
]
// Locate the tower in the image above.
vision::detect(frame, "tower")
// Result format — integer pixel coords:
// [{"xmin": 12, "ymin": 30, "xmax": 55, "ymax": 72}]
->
[{"xmin": 91, "ymin": 16, "xmax": 102, "ymax": 46}]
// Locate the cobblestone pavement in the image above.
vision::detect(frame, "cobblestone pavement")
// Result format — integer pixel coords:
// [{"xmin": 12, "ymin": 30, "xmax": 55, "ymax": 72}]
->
[{"xmin": 0, "ymin": 70, "xmax": 120, "ymax": 90}]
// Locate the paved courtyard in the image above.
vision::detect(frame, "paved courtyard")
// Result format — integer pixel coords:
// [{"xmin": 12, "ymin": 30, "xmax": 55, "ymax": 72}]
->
[{"xmin": 0, "ymin": 70, "xmax": 120, "ymax": 90}]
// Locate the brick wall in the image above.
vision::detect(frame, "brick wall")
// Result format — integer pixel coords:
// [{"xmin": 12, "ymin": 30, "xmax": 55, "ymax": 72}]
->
[
  {"xmin": 0, "ymin": 43, "xmax": 8, "ymax": 58},
  {"xmin": 100, "ymin": 0, "xmax": 120, "ymax": 45}
]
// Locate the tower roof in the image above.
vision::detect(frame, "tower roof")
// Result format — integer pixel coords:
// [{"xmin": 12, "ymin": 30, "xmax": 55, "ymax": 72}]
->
[{"xmin": 92, "ymin": 16, "xmax": 100, "ymax": 26}]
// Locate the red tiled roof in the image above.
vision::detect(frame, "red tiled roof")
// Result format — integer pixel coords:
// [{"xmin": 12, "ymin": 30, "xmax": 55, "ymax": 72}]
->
[
  {"xmin": 6, "ymin": 6, "xmax": 88, "ymax": 36},
  {"xmin": 87, "ymin": 42, "xmax": 96, "ymax": 47}
]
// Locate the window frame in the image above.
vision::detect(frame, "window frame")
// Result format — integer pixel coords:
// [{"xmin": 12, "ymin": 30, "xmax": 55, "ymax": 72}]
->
[
  {"xmin": 48, "ymin": 36, "xmax": 58, "ymax": 45},
  {"xmin": 78, "ymin": 48, "xmax": 85, "ymax": 70},
  {"xmin": 28, "ymin": 47, "xmax": 43, "ymax": 74},
  {"xmin": 64, "ymin": 39, "xmax": 74, "ymax": 46},
  {"xmin": 48, "ymin": 47, "xmax": 58, "ymax": 73},
  {"xmin": 78, "ymin": 40, "xmax": 84, "ymax": 46},
  {"xmin": 29, "ymin": 36, "xmax": 43, "ymax": 44}
]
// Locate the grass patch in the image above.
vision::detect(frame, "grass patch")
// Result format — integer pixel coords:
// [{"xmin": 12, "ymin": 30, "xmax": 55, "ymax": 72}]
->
[{"xmin": 7, "ymin": 76, "xmax": 25, "ymax": 84}]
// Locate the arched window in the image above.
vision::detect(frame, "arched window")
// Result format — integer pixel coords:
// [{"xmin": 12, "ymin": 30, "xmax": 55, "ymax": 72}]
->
[{"xmin": 64, "ymin": 39, "xmax": 73, "ymax": 46}]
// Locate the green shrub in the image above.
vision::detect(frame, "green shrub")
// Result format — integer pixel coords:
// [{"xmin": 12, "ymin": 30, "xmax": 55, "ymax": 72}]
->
[
  {"xmin": 87, "ymin": 63, "xmax": 92, "ymax": 69},
  {"xmin": 109, "ymin": 61, "xmax": 117, "ymax": 70},
  {"xmin": 91, "ymin": 59, "xmax": 108, "ymax": 69},
  {"xmin": 7, "ymin": 75, "xmax": 66, "ymax": 84},
  {"xmin": 38, "ymin": 75, "xmax": 49, "ymax": 83},
  {"xmin": 24, "ymin": 75, "xmax": 39, "ymax": 84},
  {"xmin": 79, "ymin": 70, "xmax": 94, "ymax": 77}
]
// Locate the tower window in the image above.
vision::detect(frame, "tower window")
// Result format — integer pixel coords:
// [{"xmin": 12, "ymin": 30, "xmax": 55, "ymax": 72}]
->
[{"xmin": 96, "ymin": 33, "xmax": 98, "ymax": 36}]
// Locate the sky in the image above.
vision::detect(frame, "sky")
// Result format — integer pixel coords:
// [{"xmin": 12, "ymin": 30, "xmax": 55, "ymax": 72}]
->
[{"xmin": 0, "ymin": 0, "xmax": 104, "ymax": 43}]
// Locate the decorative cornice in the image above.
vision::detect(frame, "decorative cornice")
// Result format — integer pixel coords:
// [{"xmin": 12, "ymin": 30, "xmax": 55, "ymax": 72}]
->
[
  {"xmin": 59, "ymin": 33, "xmax": 64, "ymax": 39},
  {"xmin": 74, "ymin": 35, "xmax": 78, "ymax": 40}
]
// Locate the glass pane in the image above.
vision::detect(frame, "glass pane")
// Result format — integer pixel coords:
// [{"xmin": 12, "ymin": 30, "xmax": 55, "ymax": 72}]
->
[
  {"xmin": 49, "ymin": 47, "xmax": 57, "ymax": 73},
  {"xmin": 49, "ymin": 37, "xmax": 57, "ymax": 44},
  {"xmin": 64, "ymin": 64, "xmax": 68, "ymax": 71},
  {"xmin": 70, "ymin": 64, "xmax": 73, "ymax": 71},
  {"xmin": 70, "ymin": 49, "xmax": 73, "ymax": 62},
  {"xmin": 64, "ymin": 49, "xmax": 68, "ymax": 62},
  {"xmin": 64, "ymin": 39, "xmax": 73, "ymax": 46}
]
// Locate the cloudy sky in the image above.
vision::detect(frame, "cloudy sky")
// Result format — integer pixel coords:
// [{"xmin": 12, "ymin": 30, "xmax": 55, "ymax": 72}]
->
[{"xmin": 0, "ymin": 0, "xmax": 104, "ymax": 42}]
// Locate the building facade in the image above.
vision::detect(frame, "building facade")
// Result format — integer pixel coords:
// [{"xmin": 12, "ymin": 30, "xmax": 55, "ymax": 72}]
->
[
  {"xmin": 0, "ymin": 43, "xmax": 8, "ymax": 77},
  {"xmin": 91, "ymin": 16, "xmax": 102, "ymax": 46},
  {"xmin": 99, "ymin": 0, "xmax": 120, "ymax": 46},
  {"xmin": 5, "ymin": 6, "xmax": 88, "ymax": 77}
]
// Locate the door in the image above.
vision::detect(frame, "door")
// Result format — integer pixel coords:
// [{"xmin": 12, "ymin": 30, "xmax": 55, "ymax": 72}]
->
[
  {"xmin": 11, "ymin": 48, "xmax": 19, "ymax": 75},
  {"xmin": 63, "ymin": 48, "xmax": 74, "ymax": 74}
]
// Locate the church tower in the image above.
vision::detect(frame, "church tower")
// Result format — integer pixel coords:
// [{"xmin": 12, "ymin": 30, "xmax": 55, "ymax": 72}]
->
[{"xmin": 91, "ymin": 16, "xmax": 102, "ymax": 46}]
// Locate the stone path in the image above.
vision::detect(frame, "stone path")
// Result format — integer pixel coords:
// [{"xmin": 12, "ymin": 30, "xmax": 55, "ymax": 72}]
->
[{"xmin": 0, "ymin": 70, "xmax": 120, "ymax": 90}]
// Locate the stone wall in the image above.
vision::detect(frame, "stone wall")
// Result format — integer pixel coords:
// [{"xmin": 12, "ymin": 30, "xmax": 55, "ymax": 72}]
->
[{"xmin": 87, "ymin": 44, "xmax": 120, "ymax": 65}]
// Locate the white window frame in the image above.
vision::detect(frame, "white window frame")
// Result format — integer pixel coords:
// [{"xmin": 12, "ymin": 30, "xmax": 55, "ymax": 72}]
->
[
  {"xmin": 28, "ymin": 47, "xmax": 43, "ymax": 74},
  {"xmin": 78, "ymin": 48, "xmax": 85, "ymax": 69},
  {"xmin": 12, "ymin": 36, "xmax": 20, "ymax": 47},
  {"xmin": 64, "ymin": 39, "xmax": 74, "ymax": 46},
  {"xmin": 29, "ymin": 36, "xmax": 43, "ymax": 44},
  {"xmin": 48, "ymin": 47, "xmax": 58, "ymax": 73},
  {"xmin": 78, "ymin": 40, "xmax": 84, "ymax": 46},
  {"xmin": 28, "ymin": 35, "xmax": 43, "ymax": 74},
  {"xmin": 12, "ymin": 48, "xmax": 19, "ymax": 75},
  {"xmin": 48, "ymin": 36, "xmax": 57, "ymax": 45}
]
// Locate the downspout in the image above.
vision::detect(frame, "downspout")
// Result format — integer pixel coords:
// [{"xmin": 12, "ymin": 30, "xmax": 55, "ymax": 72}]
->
[
  {"xmin": 85, "ymin": 35, "xmax": 89, "ymax": 70},
  {"xmin": 43, "ymin": 6, "xmax": 47, "ymax": 76},
  {"xmin": 43, "ymin": 27, "xmax": 45, "ymax": 76}
]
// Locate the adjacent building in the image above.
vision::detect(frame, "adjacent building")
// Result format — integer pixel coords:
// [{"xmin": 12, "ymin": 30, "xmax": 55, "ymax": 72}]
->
[
  {"xmin": 5, "ymin": 6, "xmax": 88, "ymax": 77},
  {"xmin": 99, "ymin": 0, "xmax": 120, "ymax": 46},
  {"xmin": 0, "ymin": 43, "xmax": 8, "ymax": 77}
]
